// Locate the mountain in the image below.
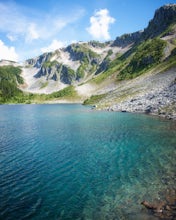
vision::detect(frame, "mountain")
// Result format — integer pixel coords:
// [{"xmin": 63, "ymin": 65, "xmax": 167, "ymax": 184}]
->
[
  {"xmin": 21, "ymin": 40, "xmax": 128, "ymax": 95},
  {"xmin": 0, "ymin": 4, "xmax": 176, "ymax": 119}
]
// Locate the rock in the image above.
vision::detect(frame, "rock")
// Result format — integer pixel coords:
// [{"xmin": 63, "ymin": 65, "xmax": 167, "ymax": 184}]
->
[
  {"xmin": 141, "ymin": 201, "xmax": 157, "ymax": 210},
  {"xmin": 143, "ymin": 4, "xmax": 176, "ymax": 39},
  {"xmin": 112, "ymin": 31, "xmax": 142, "ymax": 48},
  {"xmin": 166, "ymin": 205, "xmax": 172, "ymax": 211},
  {"xmin": 145, "ymin": 106, "xmax": 152, "ymax": 113}
]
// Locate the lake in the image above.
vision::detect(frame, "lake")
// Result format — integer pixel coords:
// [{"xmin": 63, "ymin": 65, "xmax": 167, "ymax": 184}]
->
[{"xmin": 0, "ymin": 104, "xmax": 176, "ymax": 219}]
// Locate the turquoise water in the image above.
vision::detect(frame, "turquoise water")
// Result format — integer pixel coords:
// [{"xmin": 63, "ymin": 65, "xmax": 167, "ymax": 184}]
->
[{"xmin": 0, "ymin": 104, "xmax": 176, "ymax": 220}]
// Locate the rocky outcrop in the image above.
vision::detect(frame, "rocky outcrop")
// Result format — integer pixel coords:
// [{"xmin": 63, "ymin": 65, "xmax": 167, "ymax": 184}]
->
[
  {"xmin": 142, "ymin": 4, "xmax": 176, "ymax": 39},
  {"xmin": 34, "ymin": 64, "xmax": 60, "ymax": 80},
  {"xmin": 112, "ymin": 4, "xmax": 176, "ymax": 48},
  {"xmin": 60, "ymin": 65, "xmax": 76, "ymax": 84},
  {"xmin": 34, "ymin": 62, "xmax": 76, "ymax": 85},
  {"xmin": 65, "ymin": 43, "xmax": 100, "ymax": 63},
  {"xmin": 112, "ymin": 31, "xmax": 142, "ymax": 48},
  {"xmin": 26, "ymin": 52, "xmax": 52, "ymax": 68},
  {"xmin": 95, "ymin": 58, "xmax": 110, "ymax": 75}
]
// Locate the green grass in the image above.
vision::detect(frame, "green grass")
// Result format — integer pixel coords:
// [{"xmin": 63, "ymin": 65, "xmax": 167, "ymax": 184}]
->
[
  {"xmin": 83, "ymin": 94, "xmax": 107, "ymax": 105},
  {"xmin": 88, "ymin": 40, "xmax": 108, "ymax": 48},
  {"xmin": 69, "ymin": 43, "xmax": 99, "ymax": 60},
  {"xmin": 0, "ymin": 63, "xmax": 79, "ymax": 104},
  {"xmin": 68, "ymin": 43, "xmax": 101, "ymax": 80},
  {"xmin": 92, "ymin": 53, "xmax": 126, "ymax": 84},
  {"xmin": 42, "ymin": 60, "xmax": 59, "ymax": 68},
  {"xmin": 160, "ymin": 24, "xmax": 176, "ymax": 38},
  {"xmin": 47, "ymin": 86, "xmax": 77, "ymax": 99},
  {"xmin": 117, "ymin": 38, "xmax": 167, "ymax": 80},
  {"xmin": 26, "ymin": 86, "xmax": 79, "ymax": 103}
]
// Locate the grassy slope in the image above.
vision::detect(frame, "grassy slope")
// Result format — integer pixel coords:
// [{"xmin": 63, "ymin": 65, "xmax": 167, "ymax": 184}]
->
[
  {"xmin": 0, "ymin": 66, "xmax": 24, "ymax": 103},
  {"xmin": 84, "ymin": 43, "xmax": 176, "ymax": 106},
  {"xmin": 20, "ymin": 86, "xmax": 80, "ymax": 104}
]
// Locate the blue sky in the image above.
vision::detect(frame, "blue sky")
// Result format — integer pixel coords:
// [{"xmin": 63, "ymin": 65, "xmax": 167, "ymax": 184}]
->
[{"xmin": 0, "ymin": 0, "xmax": 175, "ymax": 61}]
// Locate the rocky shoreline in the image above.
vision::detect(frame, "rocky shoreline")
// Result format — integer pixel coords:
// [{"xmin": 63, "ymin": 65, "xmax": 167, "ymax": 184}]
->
[
  {"xmin": 100, "ymin": 69, "xmax": 176, "ymax": 121},
  {"xmin": 108, "ymin": 81, "xmax": 176, "ymax": 120}
]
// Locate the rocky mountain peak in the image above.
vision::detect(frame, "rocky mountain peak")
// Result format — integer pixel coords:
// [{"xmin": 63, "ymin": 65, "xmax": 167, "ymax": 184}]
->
[
  {"xmin": 143, "ymin": 4, "xmax": 176, "ymax": 39},
  {"xmin": 112, "ymin": 4, "xmax": 176, "ymax": 47}
]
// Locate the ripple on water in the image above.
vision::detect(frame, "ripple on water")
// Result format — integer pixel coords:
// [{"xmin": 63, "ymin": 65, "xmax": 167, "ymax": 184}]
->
[{"xmin": 0, "ymin": 105, "xmax": 176, "ymax": 219}]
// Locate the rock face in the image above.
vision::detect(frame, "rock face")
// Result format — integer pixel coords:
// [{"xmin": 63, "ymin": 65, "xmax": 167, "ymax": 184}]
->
[
  {"xmin": 27, "ymin": 52, "xmax": 52, "ymax": 68},
  {"xmin": 112, "ymin": 31, "xmax": 142, "ymax": 47},
  {"xmin": 112, "ymin": 4, "xmax": 176, "ymax": 47},
  {"xmin": 143, "ymin": 4, "xmax": 176, "ymax": 39}
]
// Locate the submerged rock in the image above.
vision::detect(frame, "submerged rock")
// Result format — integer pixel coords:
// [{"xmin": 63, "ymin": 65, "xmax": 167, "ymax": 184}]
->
[{"xmin": 141, "ymin": 188, "xmax": 176, "ymax": 219}]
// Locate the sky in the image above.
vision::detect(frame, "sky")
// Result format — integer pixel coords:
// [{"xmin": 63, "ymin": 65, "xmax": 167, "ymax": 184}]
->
[{"xmin": 0, "ymin": 0, "xmax": 175, "ymax": 61}]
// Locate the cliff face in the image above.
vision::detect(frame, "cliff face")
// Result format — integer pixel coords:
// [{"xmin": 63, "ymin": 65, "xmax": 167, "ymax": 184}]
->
[
  {"xmin": 112, "ymin": 4, "xmax": 176, "ymax": 48},
  {"xmin": 143, "ymin": 4, "xmax": 176, "ymax": 39}
]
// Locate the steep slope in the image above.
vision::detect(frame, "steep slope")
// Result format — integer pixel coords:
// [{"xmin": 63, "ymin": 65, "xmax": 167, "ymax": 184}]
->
[{"xmin": 142, "ymin": 4, "xmax": 176, "ymax": 39}]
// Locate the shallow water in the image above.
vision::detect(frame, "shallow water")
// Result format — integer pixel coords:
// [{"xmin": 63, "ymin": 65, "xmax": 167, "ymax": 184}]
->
[{"xmin": 0, "ymin": 104, "xmax": 176, "ymax": 220}]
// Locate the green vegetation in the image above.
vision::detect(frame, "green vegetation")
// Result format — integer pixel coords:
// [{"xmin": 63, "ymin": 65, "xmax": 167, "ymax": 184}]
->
[
  {"xmin": 83, "ymin": 94, "xmax": 107, "ymax": 105},
  {"xmin": 42, "ymin": 60, "xmax": 59, "ymax": 68},
  {"xmin": 0, "ymin": 66, "xmax": 24, "ymax": 103},
  {"xmin": 47, "ymin": 86, "xmax": 77, "ymax": 99},
  {"xmin": 92, "ymin": 53, "xmax": 125, "ymax": 84},
  {"xmin": 0, "ymin": 64, "xmax": 79, "ymax": 104},
  {"xmin": 76, "ymin": 65, "xmax": 85, "ymax": 80},
  {"xmin": 27, "ymin": 86, "xmax": 79, "ymax": 103},
  {"xmin": 61, "ymin": 66, "xmax": 76, "ymax": 84},
  {"xmin": 107, "ymin": 49, "xmax": 113, "ymax": 56},
  {"xmin": 92, "ymin": 38, "xmax": 168, "ymax": 84},
  {"xmin": 69, "ymin": 44, "xmax": 100, "ymax": 80},
  {"xmin": 88, "ymin": 40, "xmax": 108, "ymax": 48},
  {"xmin": 70, "ymin": 44, "xmax": 98, "ymax": 60},
  {"xmin": 160, "ymin": 24, "xmax": 175, "ymax": 38},
  {"xmin": 118, "ymin": 38, "xmax": 167, "ymax": 80}
]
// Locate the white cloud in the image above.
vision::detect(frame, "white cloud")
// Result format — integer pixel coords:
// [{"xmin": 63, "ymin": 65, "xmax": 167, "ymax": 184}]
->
[
  {"xmin": 41, "ymin": 39, "xmax": 66, "ymax": 53},
  {"xmin": 6, "ymin": 34, "xmax": 17, "ymax": 42},
  {"xmin": 0, "ymin": 40, "xmax": 18, "ymax": 61},
  {"xmin": 0, "ymin": 2, "xmax": 85, "ymax": 43},
  {"xmin": 87, "ymin": 9, "xmax": 115, "ymax": 40},
  {"xmin": 26, "ymin": 23, "xmax": 40, "ymax": 42}
]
